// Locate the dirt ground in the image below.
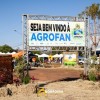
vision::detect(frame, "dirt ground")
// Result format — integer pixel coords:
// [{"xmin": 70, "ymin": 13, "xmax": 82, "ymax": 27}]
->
[
  {"xmin": 0, "ymin": 67, "xmax": 100, "ymax": 100},
  {"xmin": 28, "ymin": 67, "xmax": 83, "ymax": 82},
  {"xmin": 0, "ymin": 79, "xmax": 100, "ymax": 100}
]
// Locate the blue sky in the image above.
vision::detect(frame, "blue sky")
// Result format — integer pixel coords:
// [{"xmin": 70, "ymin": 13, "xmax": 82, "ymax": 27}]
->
[{"xmin": 0, "ymin": 0, "xmax": 100, "ymax": 49}]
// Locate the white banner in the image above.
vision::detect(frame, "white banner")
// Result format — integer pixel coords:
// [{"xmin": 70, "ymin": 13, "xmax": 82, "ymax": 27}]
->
[{"xmin": 28, "ymin": 20, "xmax": 85, "ymax": 46}]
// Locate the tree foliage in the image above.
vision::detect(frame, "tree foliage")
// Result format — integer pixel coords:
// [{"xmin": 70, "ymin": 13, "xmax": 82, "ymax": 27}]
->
[
  {"xmin": 0, "ymin": 44, "xmax": 14, "ymax": 53},
  {"xmin": 85, "ymin": 4, "xmax": 99, "ymax": 19},
  {"xmin": 78, "ymin": 3, "xmax": 100, "ymax": 19},
  {"xmin": 78, "ymin": 3, "xmax": 100, "ymax": 55}
]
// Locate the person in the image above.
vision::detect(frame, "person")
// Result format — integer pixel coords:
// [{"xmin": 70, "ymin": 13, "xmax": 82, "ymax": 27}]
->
[
  {"xmin": 32, "ymin": 57, "xmax": 36, "ymax": 67},
  {"xmin": 12, "ymin": 58, "xmax": 16, "ymax": 69}
]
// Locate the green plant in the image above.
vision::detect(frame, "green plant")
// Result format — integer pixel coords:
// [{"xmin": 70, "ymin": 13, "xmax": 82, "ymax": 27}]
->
[
  {"xmin": 22, "ymin": 75, "xmax": 30, "ymax": 84},
  {"xmin": 95, "ymin": 64, "xmax": 100, "ymax": 72},
  {"xmin": 64, "ymin": 62, "xmax": 67, "ymax": 66},
  {"xmin": 64, "ymin": 62, "xmax": 76, "ymax": 66},
  {"xmin": 91, "ymin": 55, "xmax": 97, "ymax": 64},
  {"xmin": 90, "ymin": 63, "xmax": 95, "ymax": 68},
  {"xmin": 14, "ymin": 57, "xmax": 27, "ymax": 82},
  {"xmin": 88, "ymin": 71, "xmax": 96, "ymax": 82}
]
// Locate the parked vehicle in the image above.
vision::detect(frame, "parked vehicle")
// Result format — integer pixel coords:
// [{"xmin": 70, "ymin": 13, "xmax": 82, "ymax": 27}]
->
[
  {"xmin": 78, "ymin": 57, "xmax": 100, "ymax": 65},
  {"xmin": 78, "ymin": 58, "xmax": 84, "ymax": 65}
]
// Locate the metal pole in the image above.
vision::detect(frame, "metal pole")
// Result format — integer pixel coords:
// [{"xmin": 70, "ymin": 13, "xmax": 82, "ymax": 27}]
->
[
  {"xmin": 22, "ymin": 14, "xmax": 29, "ymax": 75},
  {"xmin": 84, "ymin": 17, "xmax": 88, "ymax": 76},
  {"xmin": 26, "ymin": 15, "xmax": 29, "ymax": 74},
  {"xmin": 22, "ymin": 15, "xmax": 24, "ymax": 56},
  {"xmin": 22, "ymin": 15, "xmax": 27, "ymax": 78},
  {"xmin": 87, "ymin": 17, "xmax": 90, "ymax": 71},
  {"xmin": 88, "ymin": 18, "xmax": 90, "ymax": 59},
  {"xmin": 26, "ymin": 15, "xmax": 28, "ymax": 65}
]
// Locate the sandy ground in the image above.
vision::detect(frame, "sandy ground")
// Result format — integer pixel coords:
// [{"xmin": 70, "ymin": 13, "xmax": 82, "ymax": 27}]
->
[{"xmin": 0, "ymin": 79, "xmax": 100, "ymax": 100}]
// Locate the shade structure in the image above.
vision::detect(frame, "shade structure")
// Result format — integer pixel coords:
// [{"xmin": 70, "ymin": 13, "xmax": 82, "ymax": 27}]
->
[
  {"xmin": 0, "ymin": 52, "xmax": 3, "ymax": 54},
  {"xmin": 35, "ymin": 54, "xmax": 39, "ymax": 56},
  {"xmin": 59, "ymin": 54, "xmax": 63, "ymax": 58},
  {"xmin": 53, "ymin": 54, "xmax": 63, "ymax": 58},
  {"xmin": 38, "ymin": 53, "xmax": 49, "ymax": 57},
  {"xmin": 0, "ymin": 52, "xmax": 6, "ymax": 55},
  {"xmin": 6, "ymin": 52, "xmax": 11, "ymax": 54},
  {"xmin": 11, "ymin": 52, "xmax": 16, "ymax": 54},
  {"xmin": 48, "ymin": 55, "xmax": 53, "ymax": 58},
  {"xmin": 12, "ymin": 51, "xmax": 24, "ymax": 58},
  {"xmin": 48, "ymin": 55, "xmax": 53, "ymax": 60}
]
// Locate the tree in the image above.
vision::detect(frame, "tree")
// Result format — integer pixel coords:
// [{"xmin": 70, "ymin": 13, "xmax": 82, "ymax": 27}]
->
[
  {"xmin": 88, "ymin": 4, "xmax": 100, "ymax": 55},
  {"xmin": 0, "ymin": 44, "xmax": 14, "ymax": 53},
  {"xmin": 78, "ymin": 3, "xmax": 100, "ymax": 55}
]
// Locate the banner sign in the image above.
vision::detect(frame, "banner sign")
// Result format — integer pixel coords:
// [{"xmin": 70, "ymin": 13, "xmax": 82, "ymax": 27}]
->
[
  {"xmin": 28, "ymin": 20, "xmax": 85, "ymax": 46},
  {"xmin": 63, "ymin": 54, "xmax": 77, "ymax": 62},
  {"xmin": 63, "ymin": 52, "xmax": 78, "ymax": 66}
]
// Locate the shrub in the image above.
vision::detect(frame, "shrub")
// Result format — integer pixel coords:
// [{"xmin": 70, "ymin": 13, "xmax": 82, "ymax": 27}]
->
[
  {"xmin": 14, "ymin": 57, "xmax": 27, "ymax": 83},
  {"xmin": 64, "ymin": 62, "xmax": 76, "ymax": 66},
  {"xmin": 22, "ymin": 75, "xmax": 30, "ymax": 84},
  {"xmin": 90, "ymin": 63, "xmax": 95, "ymax": 68},
  {"xmin": 64, "ymin": 62, "xmax": 67, "ymax": 66},
  {"xmin": 95, "ymin": 64, "xmax": 100, "ymax": 73},
  {"xmin": 88, "ymin": 71, "xmax": 96, "ymax": 82},
  {"xmin": 80, "ymin": 72, "xmax": 88, "ymax": 80}
]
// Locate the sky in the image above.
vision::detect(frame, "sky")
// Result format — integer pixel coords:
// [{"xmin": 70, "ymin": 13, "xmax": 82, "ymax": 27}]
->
[{"xmin": 0, "ymin": 0, "xmax": 100, "ymax": 49}]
